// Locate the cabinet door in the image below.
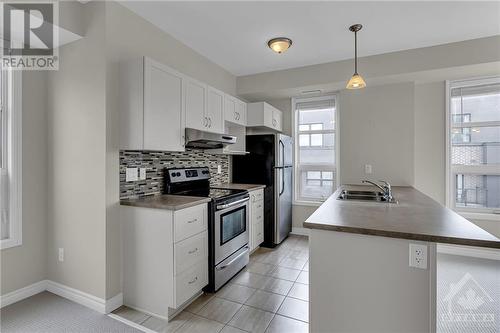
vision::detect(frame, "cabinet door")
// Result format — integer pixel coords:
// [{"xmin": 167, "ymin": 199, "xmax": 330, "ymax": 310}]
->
[
  {"xmin": 224, "ymin": 95, "xmax": 237, "ymax": 124},
  {"xmin": 206, "ymin": 87, "xmax": 224, "ymax": 134},
  {"xmin": 144, "ymin": 58, "xmax": 185, "ymax": 151},
  {"xmin": 263, "ymin": 103, "xmax": 275, "ymax": 129},
  {"xmin": 273, "ymin": 109, "xmax": 282, "ymax": 131},
  {"xmin": 235, "ymin": 99, "xmax": 247, "ymax": 126},
  {"xmin": 184, "ymin": 78, "xmax": 207, "ymax": 131}
]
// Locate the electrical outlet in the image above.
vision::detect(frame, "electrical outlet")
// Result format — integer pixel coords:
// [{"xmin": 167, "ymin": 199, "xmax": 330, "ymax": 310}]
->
[
  {"xmin": 139, "ymin": 168, "xmax": 147, "ymax": 180},
  {"xmin": 126, "ymin": 168, "xmax": 138, "ymax": 182},
  {"xmin": 409, "ymin": 244, "xmax": 427, "ymax": 269},
  {"xmin": 58, "ymin": 248, "xmax": 64, "ymax": 262},
  {"xmin": 364, "ymin": 164, "xmax": 372, "ymax": 174},
  {"xmin": 217, "ymin": 165, "xmax": 222, "ymax": 174}
]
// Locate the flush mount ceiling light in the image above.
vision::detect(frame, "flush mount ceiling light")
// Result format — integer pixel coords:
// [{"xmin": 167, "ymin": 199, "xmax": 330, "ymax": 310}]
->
[
  {"xmin": 346, "ymin": 24, "xmax": 366, "ymax": 89},
  {"xmin": 268, "ymin": 37, "xmax": 292, "ymax": 54}
]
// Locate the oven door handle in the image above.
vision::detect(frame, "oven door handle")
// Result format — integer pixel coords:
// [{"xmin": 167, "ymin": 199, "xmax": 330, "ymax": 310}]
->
[
  {"xmin": 216, "ymin": 246, "xmax": 250, "ymax": 271},
  {"xmin": 216, "ymin": 197, "xmax": 249, "ymax": 210}
]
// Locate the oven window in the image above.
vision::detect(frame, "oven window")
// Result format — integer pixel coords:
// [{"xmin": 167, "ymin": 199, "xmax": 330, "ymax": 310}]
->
[{"xmin": 221, "ymin": 206, "xmax": 246, "ymax": 245}]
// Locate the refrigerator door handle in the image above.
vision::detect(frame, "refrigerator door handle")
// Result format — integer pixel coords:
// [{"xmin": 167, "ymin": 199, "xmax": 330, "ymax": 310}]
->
[
  {"xmin": 279, "ymin": 140, "xmax": 285, "ymax": 167},
  {"xmin": 279, "ymin": 168, "xmax": 285, "ymax": 196}
]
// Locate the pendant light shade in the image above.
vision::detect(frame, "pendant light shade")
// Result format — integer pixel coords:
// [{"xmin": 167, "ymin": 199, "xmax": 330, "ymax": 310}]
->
[{"xmin": 346, "ymin": 24, "xmax": 366, "ymax": 89}]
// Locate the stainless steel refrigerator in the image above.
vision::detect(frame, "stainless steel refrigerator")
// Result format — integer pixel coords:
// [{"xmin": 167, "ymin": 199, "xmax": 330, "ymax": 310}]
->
[{"xmin": 232, "ymin": 134, "xmax": 293, "ymax": 247}]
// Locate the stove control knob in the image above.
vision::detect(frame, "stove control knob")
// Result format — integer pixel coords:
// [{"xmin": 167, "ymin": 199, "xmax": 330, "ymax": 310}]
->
[
  {"xmin": 171, "ymin": 173, "xmax": 177, "ymax": 178},
  {"xmin": 176, "ymin": 172, "xmax": 181, "ymax": 177}
]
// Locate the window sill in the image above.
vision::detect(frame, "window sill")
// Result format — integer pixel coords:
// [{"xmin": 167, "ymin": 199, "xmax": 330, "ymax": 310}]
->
[
  {"xmin": 293, "ymin": 200, "xmax": 324, "ymax": 207},
  {"xmin": 457, "ymin": 211, "xmax": 500, "ymax": 222},
  {"xmin": 1, "ymin": 238, "xmax": 22, "ymax": 250}
]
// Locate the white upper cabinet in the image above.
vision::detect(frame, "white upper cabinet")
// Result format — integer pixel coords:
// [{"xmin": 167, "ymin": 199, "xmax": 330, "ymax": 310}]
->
[
  {"xmin": 184, "ymin": 77, "xmax": 207, "ymax": 132},
  {"xmin": 184, "ymin": 78, "xmax": 225, "ymax": 134},
  {"xmin": 120, "ymin": 57, "xmax": 185, "ymax": 151},
  {"xmin": 206, "ymin": 87, "xmax": 224, "ymax": 134},
  {"xmin": 224, "ymin": 95, "xmax": 247, "ymax": 126},
  {"xmin": 247, "ymin": 102, "xmax": 283, "ymax": 132}
]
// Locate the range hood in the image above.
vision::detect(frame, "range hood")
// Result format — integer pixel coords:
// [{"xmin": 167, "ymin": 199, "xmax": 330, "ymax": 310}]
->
[{"xmin": 185, "ymin": 128, "xmax": 236, "ymax": 149}]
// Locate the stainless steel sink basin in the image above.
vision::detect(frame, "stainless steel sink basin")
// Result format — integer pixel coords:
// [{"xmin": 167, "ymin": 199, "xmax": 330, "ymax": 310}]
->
[
  {"xmin": 337, "ymin": 189, "xmax": 397, "ymax": 203},
  {"xmin": 341, "ymin": 190, "xmax": 382, "ymax": 197}
]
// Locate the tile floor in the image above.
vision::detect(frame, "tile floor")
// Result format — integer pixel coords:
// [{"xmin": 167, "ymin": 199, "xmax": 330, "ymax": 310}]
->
[{"xmin": 113, "ymin": 235, "xmax": 309, "ymax": 333}]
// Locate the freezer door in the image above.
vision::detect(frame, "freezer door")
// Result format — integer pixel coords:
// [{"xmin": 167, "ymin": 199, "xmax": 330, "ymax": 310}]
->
[
  {"xmin": 274, "ymin": 166, "xmax": 292, "ymax": 243},
  {"xmin": 275, "ymin": 134, "xmax": 293, "ymax": 167}
]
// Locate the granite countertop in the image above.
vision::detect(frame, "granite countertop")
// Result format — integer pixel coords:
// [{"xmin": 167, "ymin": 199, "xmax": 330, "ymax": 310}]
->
[
  {"xmin": 215, "ymin": 183, "xmax": 266, "ymax": 191},
  {"xmin": 120, "ymin": 194, "xmax": 211, "ymax": 211},
  {"xmin": 304, "ymin": 185, "xmax": 500, "ymax": 249}
]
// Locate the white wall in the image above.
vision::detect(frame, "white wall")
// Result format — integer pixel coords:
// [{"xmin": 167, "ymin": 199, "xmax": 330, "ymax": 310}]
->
[{"xmin": 1, "ymin": 71, "xmax": 48, "ymax": 295}]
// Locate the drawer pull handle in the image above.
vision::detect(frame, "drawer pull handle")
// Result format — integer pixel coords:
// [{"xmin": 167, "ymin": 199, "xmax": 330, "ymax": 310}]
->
[
  {"xmin": 188, "ymin": 276, "xmax": 198, "ymax": 284},
  {"xmin": 187, "ymin": 219, "xmax": 198, "ymax": 224},
  {"xmin": 188, "ymin": 248, "xmax": 198, "ymax": 254}
]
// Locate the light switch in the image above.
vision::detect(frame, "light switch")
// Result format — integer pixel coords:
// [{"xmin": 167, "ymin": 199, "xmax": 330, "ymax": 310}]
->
[
  {"xmin": 126, "ymin": 168, "xmax": 138, "ymax": 182},
  {"xmin": 217, "ymin": 165, "xmax": 222, "ymax": 174},
  {"xmin": 139, "ymin": 168, "xmax": 147, "ymax": 180}
]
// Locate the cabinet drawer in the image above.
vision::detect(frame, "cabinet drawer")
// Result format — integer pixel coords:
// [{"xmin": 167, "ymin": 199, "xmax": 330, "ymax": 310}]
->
[
  {"xmin": 251, "ymin": 189, "xmax": 264, "ymax": 203},
  {"xmin": 175, "ymin": 259, "xmax": 208, "ymax": 308},
  {"xmin": 174, "ymin": 205, "xmax": 207, "ymax": 242},
  {"xmin": 253, "ymin": 220, "xmax": 264, "ymax": 246},
  {"xmin": 175, "ymin": 232, "xmax": 207, "ymax": 275}
]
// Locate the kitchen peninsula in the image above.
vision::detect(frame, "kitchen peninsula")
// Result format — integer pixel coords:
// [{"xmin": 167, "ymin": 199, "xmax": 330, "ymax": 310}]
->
[{"xmin": 304, "ymin": 185, "xmax": 500, "ymax": 333}]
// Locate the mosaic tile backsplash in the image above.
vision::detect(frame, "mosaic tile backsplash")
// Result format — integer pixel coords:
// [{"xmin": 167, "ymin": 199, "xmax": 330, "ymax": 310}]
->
[{"xmin": 120, "ymin": 149, "xmax": 230, "ymax": 199}]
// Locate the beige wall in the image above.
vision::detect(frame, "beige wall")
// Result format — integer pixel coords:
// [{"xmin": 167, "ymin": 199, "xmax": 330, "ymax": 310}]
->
[
  {"xmin": 47, "ymin": 1, "xmax": 107, "ymax": 299},
  {"xmin": 339, "ymin": 83, "xmax": 415, "ymax": 185},
  {"xmin": 106, "ymin": 2, "xmax": 236, "ymax": 96},
  {"xmin": 414, "ymin": 82, "xmax": 446, "ymax": 204},
  {"xmin": 1, "ymin": 71, "xmax": 48, "ymax": 295}
]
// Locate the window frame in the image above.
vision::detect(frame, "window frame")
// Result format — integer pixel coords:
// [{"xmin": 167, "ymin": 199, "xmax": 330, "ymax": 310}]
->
[
  {"xmin": 445, "ymin": 76, "xmax": 500, "ymax": 220},
  {"xmin": 0, "ymin": 67, "xmax": 23, "ymax": 250},
  {"xmin": 292, "ymin": 94, "xmax": 340, "ymax": 206}
]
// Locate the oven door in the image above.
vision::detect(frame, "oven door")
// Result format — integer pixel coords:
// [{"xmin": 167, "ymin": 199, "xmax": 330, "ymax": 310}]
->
[{"xmin": 214, "ymin": 197, "xmax": 249, "ymax": 265}]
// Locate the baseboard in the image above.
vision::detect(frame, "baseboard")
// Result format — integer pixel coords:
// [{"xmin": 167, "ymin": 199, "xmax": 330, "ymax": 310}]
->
[
  {"xmin": 46, "ymin": 280, "xmax": 107, "ymax": 313},
  {"xmin": 290, "ymin": 227, "xmax": 310, "ymax": 236},
  {"xmin": 0, "ymin": 280, "xmax": 48, "ymax": 308},
  {"xmin": 437, "ymin": 244, "xmax": 500, "ymax": 261},
  {"xmin": 2, "ymin": 280, "xmax": 123, "ymax": 314},
  {"xmin": 105, "ymin": 293, "xmax": 123, "ymax": 314}
]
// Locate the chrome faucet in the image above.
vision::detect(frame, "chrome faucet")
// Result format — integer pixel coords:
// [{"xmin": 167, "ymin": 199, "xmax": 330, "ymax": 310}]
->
[{"xmin": 362, "ymin": 180, "xmax": 394, "ymax": 202}]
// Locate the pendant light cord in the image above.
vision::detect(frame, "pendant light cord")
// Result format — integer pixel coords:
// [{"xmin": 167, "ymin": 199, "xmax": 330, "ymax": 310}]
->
[{"xmin": 354, "ymin": 31, "xmax": 358, "ymax": 75}]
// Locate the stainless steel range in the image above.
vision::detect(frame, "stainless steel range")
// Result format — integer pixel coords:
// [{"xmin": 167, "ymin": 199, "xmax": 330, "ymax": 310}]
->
[{"xmin": 165, "ymin": 167, "xmax": 250, "ymax": 292}]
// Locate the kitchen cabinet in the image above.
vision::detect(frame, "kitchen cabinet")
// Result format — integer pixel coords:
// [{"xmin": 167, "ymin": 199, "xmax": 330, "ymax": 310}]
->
[
  {"xmin": 184, "ymin": 78, "xmax": 224, "ymax": 134},
  {"xmin": 206, "ymin": 87, "xmax": 224, "ymax": 134},
  {"xmin": 184, "ymin": 77, "xmax": 207, "ymax": 132},
  {"xmin": 122, "ymin": 203, "xmax": 208, "ymax": 319},
  {"xmin": 120, "ymin": 57, "xmax": 185, "ymax": 151},
  {"xmin": 249, "ymin": 189, "xmax": 264, "ymax": 252},
  {"xmin": 247, "ymin": 102, "xmax": 283, "ymax": 132},
  {"xmin": 224, "ymin": 95, "xmax": 247, "ymax": 126}
]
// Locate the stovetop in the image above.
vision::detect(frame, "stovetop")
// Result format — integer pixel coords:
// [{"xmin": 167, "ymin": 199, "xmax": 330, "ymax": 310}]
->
[{"xmin": 175, "ymin": 188, "xmax": 247, "ymax": 200}]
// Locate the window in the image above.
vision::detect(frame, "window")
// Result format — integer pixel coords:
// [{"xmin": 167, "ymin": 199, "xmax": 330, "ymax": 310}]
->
[
  {"xmin": 446, "ymin": 77, "xmax": 500, "ymax": 215},
  {"xmin": 0, "ymin": 67, "xmax": 22, "ymax": 249},
  {"xmin": 293, "ymin": 95, "xmax": 338, "ymax": 204}
]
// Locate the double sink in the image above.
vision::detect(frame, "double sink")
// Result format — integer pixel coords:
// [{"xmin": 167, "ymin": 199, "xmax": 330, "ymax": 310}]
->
[{"xmin": 337, "ymin": 190, "xmax": 397, "ymax": 203}]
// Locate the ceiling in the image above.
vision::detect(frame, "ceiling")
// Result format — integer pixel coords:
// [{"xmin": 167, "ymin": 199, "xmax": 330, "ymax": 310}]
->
[{"xmin": 120, "ymin": 1, "xmax": 500, "ymax": 77}]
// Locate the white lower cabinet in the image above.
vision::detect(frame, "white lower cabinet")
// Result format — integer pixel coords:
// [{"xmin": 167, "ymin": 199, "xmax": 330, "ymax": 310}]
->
[
  {"xmin": 122, "ymin": 203, "xmax": 208, "ymax": 319},
  {"xmin": 249, "ymin": 189, "xmax": 265, "ymax": 252}
]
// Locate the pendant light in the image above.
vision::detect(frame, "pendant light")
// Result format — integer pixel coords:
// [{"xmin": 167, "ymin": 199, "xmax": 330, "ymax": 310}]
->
[{"xmin": 346, "ymin": 24, "xmax": 366, "ymax": 89}]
